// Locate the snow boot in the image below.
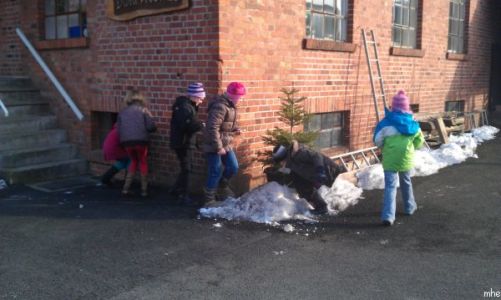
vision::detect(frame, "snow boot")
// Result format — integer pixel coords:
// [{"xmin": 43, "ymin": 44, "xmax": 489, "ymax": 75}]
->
[
  {"xmin": 217, "ymin": 178, "xmax": 235, "ymax": 200},
  {"xmin": 203, "ymin": 187, "xmax": 218, "ymax": 207},
  {"xmin": 101, "ymin": 166, "xmax": 119, "ymax": 186},
  {"xmin": 122, "ymin": 172, "xmax": 135, "ymax": 196},
  {"xmin": 310, "ymin": 189, "xmax": 328, "ymax": 215},
  {"xmin": 140, "ymin": 175, "xmax": 149, "ymax": 197}
]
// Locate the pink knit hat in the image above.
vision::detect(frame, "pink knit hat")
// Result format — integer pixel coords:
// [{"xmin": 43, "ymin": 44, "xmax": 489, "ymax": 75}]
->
[
  {"xmin": 226, "ymin": 82, "xmax": 246, "ymax": 100},
  {"xmin": 391, "ymin": 90, "xmax": 412, "ymax": 113}
]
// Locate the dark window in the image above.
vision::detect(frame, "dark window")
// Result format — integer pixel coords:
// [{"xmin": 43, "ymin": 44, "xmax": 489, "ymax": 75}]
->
[
  {"xmin": 44, "ymin": 0, "xmax": 87, "ymax": 40},
  {"xmin": 448, "ymin": 0, "xmax": 466, "ymax": 53},
  {"xmin": 305, "ymin": 111, "xmax": 347, "ymax": 149},
  {"xmin": 306, "ymin": 0, "xmax": 348, "ymax": 41},
  {"xmin": 392, "ymin": 0, "xmax": 418, "ymax": 48},
  {"xmin": 445, "ymin": 100, "xmax": 465, "ymax": 113},
  {"xmin": 410, "ymin": 104, "xmax": 419, "ymax": 113}
]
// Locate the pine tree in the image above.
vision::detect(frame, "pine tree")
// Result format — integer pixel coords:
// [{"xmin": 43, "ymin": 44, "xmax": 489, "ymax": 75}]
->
[{"xmin": 257, "ymin": 87, "xmax": 318, "ymax": 167}]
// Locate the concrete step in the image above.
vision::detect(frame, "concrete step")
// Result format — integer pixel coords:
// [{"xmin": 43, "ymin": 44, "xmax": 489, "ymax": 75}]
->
[
  {"xmin": 0, "ymin": 90, "xmax": 46, "ymax": 106},
  {"xmin": 0, "ymin": 115, "xmax": 57, "ymax": 135},
  {"xmin": 0, "ymin": 76, "xmax": 36, "ymax": 91},
  {"xmin": 0, "ymin": 158, "xmax": 88, "ymax": 185},
  {"xmin": 0, "ymin": 129, "xmax": 66, "ymax": 151},
  {"xmin": 2, "ymin": 103, "xmax": 51, "ymax": 117},
  {"xmin": 0, "ymin": 144, "xmax": 77, "ymax": 168}
]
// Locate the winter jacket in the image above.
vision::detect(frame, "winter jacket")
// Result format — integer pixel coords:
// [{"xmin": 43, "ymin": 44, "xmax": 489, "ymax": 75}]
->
[
  {"xmin": 103, "ymin": 123, "xmax": 128, "ymax": 161},
  {"xmin": 170, "ymin": 96, "xmax": 204, "ymax": 149},
  {"xmin": 285, "ymin": 141, "xmax": 343, "ymax": 186},
  {"xmin": 373, "ymin": 108, "xmax": 425, "ymax": 172},
  {"xmin": 203, "ymin": 94, "xmax": 238, "ymax": 153},
  {"xmin": 117, "ymin": 102, "xmax": 157, "ymax": 147}
]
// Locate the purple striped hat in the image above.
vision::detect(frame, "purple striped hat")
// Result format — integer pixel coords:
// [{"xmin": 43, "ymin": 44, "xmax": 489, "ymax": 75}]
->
[{"xmin": 187, "ymin": 82, "xmax": 206, "ymax": 99}]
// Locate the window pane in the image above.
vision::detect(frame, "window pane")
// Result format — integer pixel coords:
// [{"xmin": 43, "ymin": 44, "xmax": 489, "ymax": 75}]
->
[
  {"xmin": 458, "ymin": 20, "xmax": 464, "ymax": 37},
  {"xmin": 402, "ymin": 7, "xmax": 409, "ymax": 26},
  {"xmin": 392, "ymin": 27, "xmax": 402, "ymax": 45},
  {"xmin": 69, "ymin": 0, "xmax": 79, "ymax": 11},
  {"xmin": 340, "ymin": 18, "xmax": 347, "ymax": 41},
  {"xmin": 316, "ymin": 131, "xmax": 332, "ymax": 149},
  {"xmin": 410, "ymin": 8, "xmax": 417, "ymax": 27},
  {"xmin": 325, "ymin": 0, "xmax": 334, "ymax": 14},
  {"xmin": 448, "ymin": 36, "xmax": 453, "ymax": 50},
  {"xmin": 453, "ymin": 3, "xmax": 459, "ymax": 18},
  {"xmin": 402, "ymin": 29, "xmax": 409, "ymax": 47},
  {"xmin": 409, "ymin": 29, "xmax": 416, "ymax": 48},
  {"xmin": 56, "ymin": 15, "xmax": 68, "ymax": 39},
  {"xmin": 306, "ymin": 11, "xmax": 312, "ymax": 36},
  {"xmin": 45, "ymin": 0, "xmax": 55, "ymax": 15},
  {"xmin": 394, "ymin": 6, "xmax": 402, "ymax": 25},
  {"xmin": 449, "ymin": 1, "xmax": 454, "ymax": 18},
  {"xmin": 81, "ymin": 0, "xmax": 87, "ymax": 12},
  {"xmin": 68, "ymin": 13, "xmax": 80, "ymax": 37},
  {"xmin": 324, "ymin": 15, "xmax": 335, "ymax": 39},
  {"xmin": 458, "ymin": 38, "xmax": 464, "ymax": 53},
  {"xmin": 306, "ymin": 0, "xmax": 312, "ymax": 10},
  {"xmin": 340, "ymin": 0, "xmax": 348, "ymax": 16},
  {"xmin": 313, "ymin": 0, "xmax": 323, "ymax": 11},
  {"xmin": 306, "ymin": 115, "xmax": 321, "ymax": 131},
  {"xmin": 402, "ymin": 0, "xmax": 410, "ymax": 6},
  {"xmin": 459, "ymin": 2, "xmax": 465, "ymax": 19},
  {"xmin": 45, "ymin": 17, "xmax": 56, "ymax": 39},
  {"xmin": 330, "ymin": 128, "xmax": 343, "ymax": 146},
  {"xmin": 312, "ymin": 13, "xmax": 323, "ymax": 38},
  {"xmin": 55, "ymin": 0, "xmax": 68, "ymax": 14}
]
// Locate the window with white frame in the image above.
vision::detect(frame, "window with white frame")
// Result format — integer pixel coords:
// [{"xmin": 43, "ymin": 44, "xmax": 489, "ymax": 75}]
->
[
  {"xmin": 448, "ymin": 0, "xmax": 467, "ymax": 53},
  {"xmin": 392, "ymin": 0, "xmax": 418, "ymax": 48},
  {"xmin": 305, "ymin": 112, "xmax": 347, "ymax": 149},
  {"xmin": 44, "ymin": 0, "xmax": 87, "ymax": 40},
  {"xmin": 306, "ymin": 0, "xmax": 348, "ymax": 42}
]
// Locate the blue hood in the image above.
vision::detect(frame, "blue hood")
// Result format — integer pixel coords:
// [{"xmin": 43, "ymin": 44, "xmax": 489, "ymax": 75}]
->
[{"xmin": 374, "ymin": 108, "xmax": 419, "ymax": 138}]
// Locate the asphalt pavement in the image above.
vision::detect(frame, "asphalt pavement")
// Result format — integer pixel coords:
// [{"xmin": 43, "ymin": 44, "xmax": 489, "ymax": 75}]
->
[{"xmin": 1, "ymin": 116, "xmax": 500, "ymax": 300}]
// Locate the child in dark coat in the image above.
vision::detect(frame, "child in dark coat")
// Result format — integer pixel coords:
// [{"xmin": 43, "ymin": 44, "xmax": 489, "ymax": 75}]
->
[{"xmin": 169, "ymin": 83, "xmax": 206, "ymax": 205}]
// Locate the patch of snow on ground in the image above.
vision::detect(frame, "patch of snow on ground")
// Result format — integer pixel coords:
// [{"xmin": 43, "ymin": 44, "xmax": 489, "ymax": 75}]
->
[
  {"xmin": 199, "ymin": 181, "xmax": 314, "ymax": 224},
  {"xmin": 357, "ymin": 125, "xmax": 498, "ymax": 190},
  {"xmin": 318, "ymin": 178, "xmax": 363, "ymax": 215}
]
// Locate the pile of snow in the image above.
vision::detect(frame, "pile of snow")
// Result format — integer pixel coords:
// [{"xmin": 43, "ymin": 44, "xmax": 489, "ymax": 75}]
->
[
  {"xmin": 357, "ymin": 125, "xmax": 499, "ymax": 190},
  {"xmin": 200, "ymin": 125, "xmax": 498, "ymax": 223}
]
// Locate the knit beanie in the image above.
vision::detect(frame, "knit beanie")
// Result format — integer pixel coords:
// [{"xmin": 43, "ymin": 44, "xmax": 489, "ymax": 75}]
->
[
  {"xmin": 226, "ymin": 82, "xmax": 246, "ymax": 103},
  {"xmin": 187, "ymin": 82, "xmax": 206, "ymax": 99},
  {"xmin": 391, "ymin": 90, "xmax": 411, "ymax": 113}
]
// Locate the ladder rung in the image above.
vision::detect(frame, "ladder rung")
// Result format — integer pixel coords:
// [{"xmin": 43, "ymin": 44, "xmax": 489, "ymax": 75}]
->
[
  {"xmin": 366, "ymin": 41, "xmax": 376, "ymax": 45},
  {"xmin": 369, "ymin": 59, "xmax": 379, "ymax": 62}
]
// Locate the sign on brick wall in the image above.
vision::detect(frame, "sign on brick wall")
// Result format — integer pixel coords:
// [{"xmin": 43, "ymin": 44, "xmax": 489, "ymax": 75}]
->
[{"xmin": 106, "ymin": 0, "xmax": 190, "ymax": 21}]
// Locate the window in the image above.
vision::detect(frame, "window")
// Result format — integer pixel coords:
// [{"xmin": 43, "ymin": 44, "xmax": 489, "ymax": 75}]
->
[
  {"xmin": 305, "ymin": 112, "xmax": 347, "ymax": 149},
  {"xmin": 445, "ymin": 100, "xmax": 465, "ymax": 113},
  {"xmin": 91, "ymin": 111, "xmax": 117, "ymax": 150},
  {"xmin": 392, "ymin": 0, "xmax": 418, "ymax": 48},
  {"xmin": 306, "ymin": 0, "xmax": 348, "ymax": 41},
  {"xmin": 44, "ymin": 0, "xmax": 87, "ymax": 40},
  {"xmin": 448, "ymin": 0, "xmax": 466, "ymax": 53}
]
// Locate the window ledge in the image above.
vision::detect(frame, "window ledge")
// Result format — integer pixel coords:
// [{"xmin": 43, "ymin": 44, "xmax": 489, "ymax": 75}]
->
[
  {"xmin": 321, "ymin": 146, "xmax": 350, "ymax": 158},
  {"xmin": 390, "ymin": 47, "xmax": 425, "ymax": 58},
  {"xmin": 36, "ymin": 37, "xmax": 89, "ymax": 50},
  {"xmin": 446, "ymin": 52, "xmax": 467, "ymax": 61},
  {"xmin": 302, "ymin": 38, "xmax": 357, "ymax": 53}
]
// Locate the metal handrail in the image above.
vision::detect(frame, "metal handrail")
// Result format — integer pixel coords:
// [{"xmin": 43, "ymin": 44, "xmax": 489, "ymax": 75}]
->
[
  {"xmin": 16, "ymin": 28, "xmax": 84, "ymax": 120},
  {"xmin": 0, "ymin": 99, "xmax": 8, "ymax": 117}
]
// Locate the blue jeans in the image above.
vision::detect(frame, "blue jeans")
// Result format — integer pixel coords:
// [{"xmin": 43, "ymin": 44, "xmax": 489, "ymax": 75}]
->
[
  {"xmin": 206, "ymin": 150, "xmax": 239, "ymax": 190},
  {"xmin": 382, "ymin": 171, "xmax": 417, "ymax": 223}
]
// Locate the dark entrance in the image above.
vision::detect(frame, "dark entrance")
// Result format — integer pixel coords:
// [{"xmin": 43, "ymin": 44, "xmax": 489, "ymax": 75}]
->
[{"xmin": 489, "ymin": 43, "xmax": 501, "ymax": 111}]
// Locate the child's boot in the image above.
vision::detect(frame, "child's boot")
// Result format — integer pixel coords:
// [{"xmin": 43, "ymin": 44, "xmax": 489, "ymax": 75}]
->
[
  {"xmin": 217, "ymin": 178, "xmax": 235, "ymax": 200},
  {"xmin": 122, "ymin": 172, "xmax": 134, "ymax": 195},
  {"xmin": 101, "ymin": 166, "xmax": 119, "ymax": 186},
  {"xmin": 140, "ymin": 175, "xmax": 149, "ymax": 197}
]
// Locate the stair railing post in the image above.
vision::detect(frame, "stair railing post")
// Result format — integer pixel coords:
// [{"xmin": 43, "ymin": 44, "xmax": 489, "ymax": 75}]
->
[{"xmin": 15, "ymin": 28, "xmax": 84, "ymax": 121}]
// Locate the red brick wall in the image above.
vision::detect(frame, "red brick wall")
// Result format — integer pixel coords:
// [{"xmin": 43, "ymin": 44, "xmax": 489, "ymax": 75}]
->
[
  {"xmin": 12, "ymin": 0, "xmax": 220, "ymax": 189},
  {"xmin": 0, "ymin": 1, "xmax": 24, "ymax": 75},
  {"xmin": 2, "ymin": 0, "xmax": 498, "ymax": 191},
  {"xmin": 219, "ymin": 0, "xmax": 497, "ymax": 189}
]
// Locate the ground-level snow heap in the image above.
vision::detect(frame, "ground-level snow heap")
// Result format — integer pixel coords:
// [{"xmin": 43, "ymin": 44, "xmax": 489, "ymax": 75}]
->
[{"xmin": 200, "ymin": 125, "xmax": 498, "ymax": 223}]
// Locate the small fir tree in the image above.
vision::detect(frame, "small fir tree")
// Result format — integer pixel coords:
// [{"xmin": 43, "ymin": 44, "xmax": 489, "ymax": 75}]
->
[{"xmin": 258, "ymin": 87, "xmax": 318, "ymax": 168}]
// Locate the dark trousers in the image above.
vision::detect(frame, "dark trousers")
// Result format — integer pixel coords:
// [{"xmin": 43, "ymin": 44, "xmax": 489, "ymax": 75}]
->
[{"xmin": 173, "ymin": 147, "xmax": 193, "ymax": 194}]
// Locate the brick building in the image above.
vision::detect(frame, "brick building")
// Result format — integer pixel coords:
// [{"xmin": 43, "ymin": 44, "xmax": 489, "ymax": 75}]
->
[{"xmin": 1, "ymin": 0, "xmax": 500, "ymax": 192}]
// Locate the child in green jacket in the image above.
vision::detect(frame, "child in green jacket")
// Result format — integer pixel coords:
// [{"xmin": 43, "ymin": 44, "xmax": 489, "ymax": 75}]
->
[{"xmin": 373, "ymin": 90, "xmax": 424, "ymax": 226}]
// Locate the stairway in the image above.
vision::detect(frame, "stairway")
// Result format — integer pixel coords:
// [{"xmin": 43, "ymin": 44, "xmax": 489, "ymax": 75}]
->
[{"xmin": 0, "ymin": 76, "xmax": 88, "ymax": 185}]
